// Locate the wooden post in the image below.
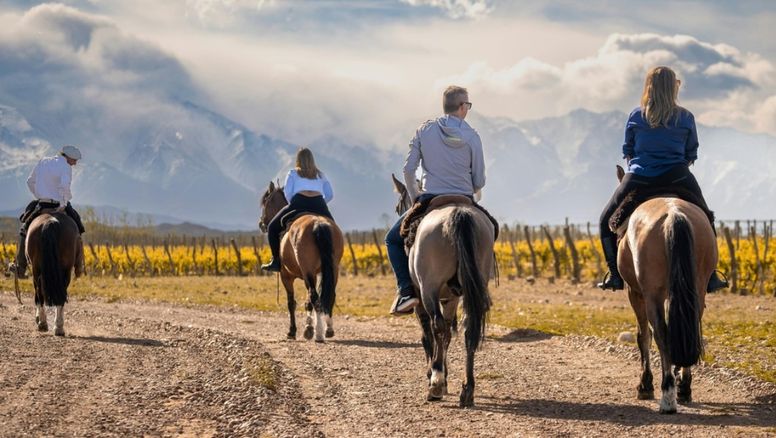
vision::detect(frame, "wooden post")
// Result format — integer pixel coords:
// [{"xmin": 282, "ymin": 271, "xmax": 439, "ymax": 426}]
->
[
  {"xmin": 563, "ymin": 222, "xmax": 581, "ymax": 284},
  {"xmin": 586, "ymin": 222, "xmax": 603, "ymax": 279},
  {"xmin": 88, "ymin": 243, "xmax": 100, "ymax": 275},
  {"xmin": 504, "ymin": 224, "xmax": 522, "ymax": 278},
  {"xmin": 722, "ymin": 226, "xmax": 738, "ymax": 294},
  {"xmin": 211, "ymin": 238, "xmax": 219, "ymax": 276},
  {"xmin": 345, "ymin": 232, "xmax": 359, "ymax": 276},
  {"xmin": 523, "ymin": 225, "xmax": 538, "ymax": 278},
  {"xmin": 231, "ymin": 239, "xmax": 244, "ymax": 276},
  {"xmin": 123, "ymin": 242, "xmax": 135, "ymax": 277},
  {"xmin": 371, "ymin": 229, "xmax": 387, "ymax": 276},
  {"xmin": 104, "ymin": 242, "xmax": 117, "ymax": 278},
  {"xmin": 542, "ymin": 225, "xmax": 561, "ymax": 280},
  {"xmin": 749, "ymin": 225, "xmax": 760, "ymax": 295},
  {"xmin": 140, "ymin": 244, "xmax": 154, "ymax": 276},
  {"xmin": 761, "ymin": 222, "xmax": 771, "ymax": 295},
  {"xmin": 163, "ymin": 240, "xmax": 176, "ymax": 275},
  {"xmin": 190, "ymin": 239, "xmax": 199, "ymax": 275},
  {"xmin": 251, "ymin": 235, "xmax": 263, "ymax": 276}
]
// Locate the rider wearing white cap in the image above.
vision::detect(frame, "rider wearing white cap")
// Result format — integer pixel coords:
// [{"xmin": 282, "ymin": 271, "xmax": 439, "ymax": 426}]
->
[{"xmin": 6, "ymin": 145, "xmax": 86, "ymax": 279}]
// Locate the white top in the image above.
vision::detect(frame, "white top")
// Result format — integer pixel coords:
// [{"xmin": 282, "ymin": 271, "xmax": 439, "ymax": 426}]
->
[
  {"xmin": 283, "ymin": 169, "xmax": 334, "ymax": 203},
  {"xmin": 26, "ymin": 155, "xmax": 73, "ymax": 205}
]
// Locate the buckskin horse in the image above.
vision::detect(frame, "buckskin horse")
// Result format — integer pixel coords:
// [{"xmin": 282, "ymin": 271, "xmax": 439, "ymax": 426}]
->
[
  {"xmin": 614, "ymin": 165, "xmax": 715, "ymax": 414},
  {"xmin": 391, "ymin": 174, "xmax": 494, "ymax": 408},
  {"xmin": 24, "ymin": 211, "xmax": 81, "ymax": 336},
  {"xmin": 259, "ymin": 181, "xmax": 344, "ymax": 342}
]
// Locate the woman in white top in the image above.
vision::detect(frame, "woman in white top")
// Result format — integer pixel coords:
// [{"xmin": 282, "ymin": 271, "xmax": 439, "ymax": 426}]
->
[{"xmin": 262, "ymin": 147, "xmax": 335, "ymax": 272}]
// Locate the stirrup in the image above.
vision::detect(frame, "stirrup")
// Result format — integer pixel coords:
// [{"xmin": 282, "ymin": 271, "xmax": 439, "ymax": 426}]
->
[{"xmin": 597, "ymin": 271, "xmax": 623, "ymax": 291}]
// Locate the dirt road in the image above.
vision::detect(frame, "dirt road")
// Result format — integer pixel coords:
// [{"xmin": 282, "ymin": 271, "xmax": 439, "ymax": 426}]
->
[{"xmin": 1, "ymin": 291, "xmax": 774, "ymax": 437}]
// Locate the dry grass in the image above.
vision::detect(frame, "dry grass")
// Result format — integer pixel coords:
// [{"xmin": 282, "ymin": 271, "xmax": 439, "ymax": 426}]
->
[{"xmin": 2, "ymin": 274, "xmax": 773, "ymax": 383}]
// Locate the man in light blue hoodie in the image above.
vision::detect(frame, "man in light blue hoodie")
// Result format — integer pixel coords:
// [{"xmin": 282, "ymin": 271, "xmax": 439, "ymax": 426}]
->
[{"xmin": 386, "ymin": 85, "xmax": 486, "ymax": 315}]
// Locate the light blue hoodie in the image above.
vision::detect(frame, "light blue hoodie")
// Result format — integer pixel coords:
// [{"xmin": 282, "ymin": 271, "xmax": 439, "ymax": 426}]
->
[{"xmin": 403, "ymin": 114, "xmax": 486, "ymax": 202}]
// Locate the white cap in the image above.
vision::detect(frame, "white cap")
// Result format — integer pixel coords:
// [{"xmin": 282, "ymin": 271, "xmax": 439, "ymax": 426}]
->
[{"xmin": 61, "ymin": 145, "xmax": 82, "ymax": 160}]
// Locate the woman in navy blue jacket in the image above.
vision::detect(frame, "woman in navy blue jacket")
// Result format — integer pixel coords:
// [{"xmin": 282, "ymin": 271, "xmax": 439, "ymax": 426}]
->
[{"xmin": 597, "ymin": 66, "xmax": 727, "ymax": 292}]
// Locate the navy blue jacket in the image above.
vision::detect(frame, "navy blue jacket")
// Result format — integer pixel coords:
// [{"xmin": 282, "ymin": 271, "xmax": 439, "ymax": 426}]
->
[{"xmin": 622, "ymin": 107, "xmax": 699, "ymax": 177}]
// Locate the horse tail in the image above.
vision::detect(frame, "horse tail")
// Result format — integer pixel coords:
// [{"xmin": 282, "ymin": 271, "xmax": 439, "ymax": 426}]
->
[
  {"xmin": 40, "ymin": 219, "xmax": 67, "ymax": 306},
  {"xmin": 665, "ymin": 211, "xmax": 703, "ymax": 367},
  {"xmin": 451, "ymin": 208, "xmax": 491, "ymax": 352},
  {"xmin": 313, "ymin": 221, "xmax": 336, "ymax": 316}
]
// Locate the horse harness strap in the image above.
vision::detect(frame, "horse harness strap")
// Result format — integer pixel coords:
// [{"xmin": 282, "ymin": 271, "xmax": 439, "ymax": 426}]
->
[
  {"xmin": 400, "ymin": 195, "xmax": 499, "ymax": 249},
  {"xmin": 609, "ymin": 186, "xmax": 715, "ymax": 238}
]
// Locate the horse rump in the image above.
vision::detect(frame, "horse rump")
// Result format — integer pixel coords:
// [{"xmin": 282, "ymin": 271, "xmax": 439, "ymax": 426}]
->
[
  {"xmin": 312, "ymin": 221, "xmax": 335, "ymax": 315},
  {"xmin": 450, "ymin": 208, "xmax": 491, "ymax": 352},
  {"xmin": 38, "ymin": 219, "xmax": 68, "ymax": 307},
  {"xmin": 665, "ymin": 212, "xmax": 703, "ymax": 367}
]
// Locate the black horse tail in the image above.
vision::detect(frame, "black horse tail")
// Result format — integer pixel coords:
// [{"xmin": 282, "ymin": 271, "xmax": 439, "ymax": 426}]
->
[
  {"xmin": 40, "ymin": 219, "xmax": 68, "ymax": 306},
  {"xmin": 313, "ymin": 221, "xmax": 336, "ymax": 316},
  {"xmin": 451, "ymin": 208, "xmax": 491, "ymax": 352},
  {"xmin": 666, "ymin": 212, "xmax": 703, "ymax": 367}
]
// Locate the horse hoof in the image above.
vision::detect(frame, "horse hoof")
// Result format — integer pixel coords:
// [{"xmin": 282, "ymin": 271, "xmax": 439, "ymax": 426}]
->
[
  {"xmin": 325, "ymin": 328, "xmax": 334, "ymax": 338},
  {"xmin": 426, "ymin": 392, "xmax": 443, "ymax": 402},
  {"xmin": 314, "ymin": 339, "xmax": 325, "ymax": 344},
  {"xmin": 37, "ymin": 322, "xmax": 48, "ymax": 332},
  {"xmin": 54, "ymin": 328, "xmax": 65, "ymax": 337},
  {"xmin": 287, "ymin": 333, "xmax": 296, "ymax": 340},
  {"xmin": 459, "ymin": 396, "xmax": 474, "ymax": 408},
  {"xmin": 427, "ymin": 385, "xmax": 445, "ymax": 401},
  {"xmin": 303, "ymin": 326, "xmax": 314, "ymax": 340},
  {"xmin": 659, "ymin": 407, "xmax": 677, "ymax": 415},
  {"xmin": 637, "ymin": 390, "xmax": 655, "ymax": 400},
  {"xmin": 677, "ymin": 394, "xmax": 692, "ymax": 404}
]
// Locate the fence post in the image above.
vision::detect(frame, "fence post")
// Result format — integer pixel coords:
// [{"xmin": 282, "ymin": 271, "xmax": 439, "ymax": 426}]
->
[
  {"xmin": 345, "ymin": 233, "xmax": 359, "ymax": 276},
  {"xmin": 231, "ymin": 239, "xmax": 244, "ymax": 276},
  {"xmin": 542, "ymin": 225, "xmax": 561, "ymax": 281},
  {"xmin": 523, "ymin": 225, "xmax": 538, "ymax": 279},
  {"xmin": 104, "ymin": 241, "xmax": 117, "ymax": 278},
  {"xmin": 371, "ymin": 229, "xmax": 387, "ymax": 276},
  {"xmin": 563, "ymin": 222, "xmax": 581, "ymax": 284},
  {"xmin": 722, "ymin": 226, "xmax": 738, "ymax": 294},
  {"xmin": 252, "ymin": 235, "xmax": 263, "ymax": 276},
  {"xmin": 88, "ymin": 243, "xmax": 100, "ymax": 275},
  {"xmin": 504, "ymin": 224, "xmax": 522, "ymax": 278},
  {"xmin": 211, "ymin": 239, "xmax": 219, "ymax": 276},
  {"xmin": 140, "ymin": 244, "xmax": 154, "ymax": 276},
  {"xmin": 586, "ymin": 222, "xmax": 602, "ymax": 280},
  {"xmin": 163, "ymin": 240, "xmax": 176, "ymax": 275},
  {"xmin": 123, "ymin": 242, "xmax": 135, "ymax": 277}
]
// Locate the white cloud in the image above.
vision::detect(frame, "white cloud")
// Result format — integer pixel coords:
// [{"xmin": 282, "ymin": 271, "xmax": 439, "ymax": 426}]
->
[
  {"xmin": 184, "ymin": 0, "xmax": 275, "ymax": 27},
  {"xmin": 400, "ymin": 0, "xmax": 491, "ymax": 19}
]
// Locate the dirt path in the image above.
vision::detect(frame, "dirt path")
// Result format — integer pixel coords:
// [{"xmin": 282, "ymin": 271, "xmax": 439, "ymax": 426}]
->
[{"xmin": 1, "ymin": 291, "xmax": 774, "ymax": 437}]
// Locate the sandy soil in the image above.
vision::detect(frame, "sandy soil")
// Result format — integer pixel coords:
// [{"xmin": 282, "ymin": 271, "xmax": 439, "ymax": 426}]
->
[{"xmin": 1, "ymin": 290, "xmax": 774, "ymax": 437}]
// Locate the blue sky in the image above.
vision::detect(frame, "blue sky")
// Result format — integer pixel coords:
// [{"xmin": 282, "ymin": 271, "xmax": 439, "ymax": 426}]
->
[{"xmin": 1, "ymin": 0, "xmax": 775, "ymax": 148}]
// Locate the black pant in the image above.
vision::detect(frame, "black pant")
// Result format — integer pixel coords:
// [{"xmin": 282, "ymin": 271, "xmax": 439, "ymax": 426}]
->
[
  {"xmin": 599, "ymin": 165, "xmax": 709, "ymax": 241},
  {"xmin": 20, "ymin": 200, "xmax": 86, "ymax": 236},
  {"xmin": 267, "ymin": 194, "xmax": 333, "ymax": 259}
]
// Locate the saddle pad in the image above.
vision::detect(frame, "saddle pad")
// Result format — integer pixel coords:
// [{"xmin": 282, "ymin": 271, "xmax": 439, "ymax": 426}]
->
[
  {"xmin": 400, "ymin": 196, "xmax": 499, "ymax": 249},
  {"xmin": 428, "ymin": 194, "xmax": 473, "ymax": 209},
  {"xmin": 609, "ymin": 186, "xmax": 715, "ymax": 234}
]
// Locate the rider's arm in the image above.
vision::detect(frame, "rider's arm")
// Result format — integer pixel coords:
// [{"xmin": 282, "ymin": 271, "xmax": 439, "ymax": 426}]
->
[
  {"xmin": 685, "ymin": 112, "xmax": 699, "ymax": 164},
  {"xmin": 321, "ymin": 174, "xmax": 334, "ymax": 203},
  {"xmin": 58, "ymin": 164, "xmax": 72, "ymax": 210},
  {"xmin": 403, "ymin": 129, "xmax": 422, "ymax": 202},
  {"xmin": 26, "ymin": 164, "xmax": 37, "ymax": 197},
  {"xmin": 471, "ymin": 133, "xmax": 485, "ymax": 192},
  {"xmin": 622, "ymin": 109, "xmax": 637, "ymax": 160},
  {"xmin": 283, "ymin": 170, "xmax": 295, "ymax": 202}
]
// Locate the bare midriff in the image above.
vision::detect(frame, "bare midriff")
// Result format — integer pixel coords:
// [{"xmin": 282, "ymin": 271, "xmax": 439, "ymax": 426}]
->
[{"xmin": 297, "ymin": 190, "xmax": 322, "ymax": 197}]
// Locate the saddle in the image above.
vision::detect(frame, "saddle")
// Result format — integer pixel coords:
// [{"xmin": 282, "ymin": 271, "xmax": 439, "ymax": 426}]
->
[
  {"xmin": 19, "ymin": 200, "xmax": 60, "ymax": 230},
  {"xmin": 609, "ymin": 186, "xmax": 715, "ymax": 236},
  {"xmin": 400, "ymin": 195, "xmax": 499, "ymax": 249}
]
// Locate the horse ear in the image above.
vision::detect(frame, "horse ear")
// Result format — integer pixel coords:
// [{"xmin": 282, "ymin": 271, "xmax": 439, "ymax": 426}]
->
[
  {"xmin": 616, "ymin": 165, "xmax": 625, "ymax": 182},
  {"xmin": 391, "ymin": 173, "xmax": 406, "ymax": 193},
  {"xmin": 269, "ymin": 181, "xmax": 275, "ymax": 191}
]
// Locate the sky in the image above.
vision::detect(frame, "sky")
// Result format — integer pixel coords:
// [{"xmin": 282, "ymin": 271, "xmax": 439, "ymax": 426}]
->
[{"xmin": 1, "ymin": 0, "xmax": 775, "ymax": 151}]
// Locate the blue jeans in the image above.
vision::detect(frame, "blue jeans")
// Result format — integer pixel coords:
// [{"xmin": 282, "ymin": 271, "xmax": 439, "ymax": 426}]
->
[{"xmin": 385, "ymin": 194, "xmax": 436, "ymax": 293}]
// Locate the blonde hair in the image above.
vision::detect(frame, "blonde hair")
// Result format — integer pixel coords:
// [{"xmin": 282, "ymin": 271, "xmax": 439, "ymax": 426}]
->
[
  {"xmin": 295, "ymin": 147, "xmax": 321, "ymax": 179},
  {"xmin": 640, "ymin": 66, "xmax": 681, "ymax": 128}
]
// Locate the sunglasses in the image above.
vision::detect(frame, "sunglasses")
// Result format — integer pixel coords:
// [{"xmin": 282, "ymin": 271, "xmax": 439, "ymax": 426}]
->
[{"xmin": 460, "ymin": 102, "xmax": 472, "ymax": 110}]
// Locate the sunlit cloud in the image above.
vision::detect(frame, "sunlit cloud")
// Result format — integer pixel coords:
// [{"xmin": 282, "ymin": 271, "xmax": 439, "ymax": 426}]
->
[{"xmin": 400, "ymin": 0, "xmax": 492, "ymax": 19}]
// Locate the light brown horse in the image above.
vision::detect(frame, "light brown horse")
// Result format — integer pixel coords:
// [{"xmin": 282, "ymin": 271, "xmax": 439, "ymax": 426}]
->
[
  {"xmin": 615, "ymin": 166, "xmax": 715, "ymax": 414},
  {"xmin": 392, "ymin": 175, "xmax": 494, "ymax": 408},
  {"xmin": 259, "ymin": 182, "xmax": 344, "ymax": 342},
  {"xmin": 25, "ymin": 211, "xmax": 81, "ymax": 336}
]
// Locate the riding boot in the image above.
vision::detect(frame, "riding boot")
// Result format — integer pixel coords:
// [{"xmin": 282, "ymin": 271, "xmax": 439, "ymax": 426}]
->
[
  {"xmin": 597, "ymin": 236, "xmax": 624, "ymax": 290},
  {"xmin": 6, "ymin": 232, "xmax": 28, "ymax": 279},
  {"xmin": 706, "ymin": 224, "xmax": 729, "ymax": 293},
  {"xmin": 261, "ymin": 241, "xmax": 282, "ymax": 273}
]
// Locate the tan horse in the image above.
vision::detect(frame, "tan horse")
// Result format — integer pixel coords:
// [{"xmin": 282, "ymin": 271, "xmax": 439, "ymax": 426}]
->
[
  {"xmin": 615, "ymin": 166, "xmax": 715, "ymax": 414},
  {"xmin": 259, "ymin": 182, "xmax": 345, "ymax": 342},
  {"xmin": 25, "ymin": 211, "xmax": 81, "ymax": 336},
  {"xmin": 392, "ymin": 175, "xmax": 494, "ymax": 408}
]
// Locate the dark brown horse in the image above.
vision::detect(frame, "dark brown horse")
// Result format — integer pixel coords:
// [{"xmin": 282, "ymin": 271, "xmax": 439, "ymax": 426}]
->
[
  {"xmin": 25, "ymin": 211, "xmax": 81, "ymax": 336},
  {"xmin": 259, "ymin": 182, "xmax": 345, "ymax": 342},
  {"xmin": 391, "ymin": 175, "xmax": 494, "ymax": 408},
  {"xmin": 615, "ymin": 166, "xmax": 715, "ymax": 414}
]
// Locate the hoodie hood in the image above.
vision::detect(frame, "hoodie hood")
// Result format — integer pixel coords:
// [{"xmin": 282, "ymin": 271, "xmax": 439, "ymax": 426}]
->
[{"xmin": 437, "ymin": 115, "xmax": 468, "ymax": 148}]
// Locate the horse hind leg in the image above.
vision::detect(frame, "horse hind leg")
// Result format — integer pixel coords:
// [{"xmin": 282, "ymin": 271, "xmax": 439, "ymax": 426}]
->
[
  {"xmin": 676, "ymin": 366, "xmax": 692, "ymax": 404},
  {"xmin": 54, "ymin": 306, "xmax": 65, "ymax": 337},
  {"xmin": 35, "ymin": 304, "xmax": 48, "ymax": 332},
  {"xmin": 305, "ymin": 275, "xmax": 326, "ymax": 343},
  {"xmin": 628, "ymin": 287, "xmax": 654, "ymax": 400},
  {"xmin": 415, "ymin": 307, "xmax": 434, "ymax": 386},
  {"xmin": 426, "ymin": 292, "xmax": 449, "ymax": 402},
  {"xmin": 281, "ymin": 273, "xmax": 297, "ymax": 339},
  {"xmin": 648, "ymin": 299, "xmax": 677, "ymax": 414}
]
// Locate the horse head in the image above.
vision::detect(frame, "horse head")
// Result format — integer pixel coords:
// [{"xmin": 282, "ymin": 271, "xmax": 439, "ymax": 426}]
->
[
  {"xmin": 258, "ymin": 181, "xmax": 288, "ymax": 232},
  {"xmin": 391, "ymin": 173, "xmax": 414, "ymax": 216}
]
